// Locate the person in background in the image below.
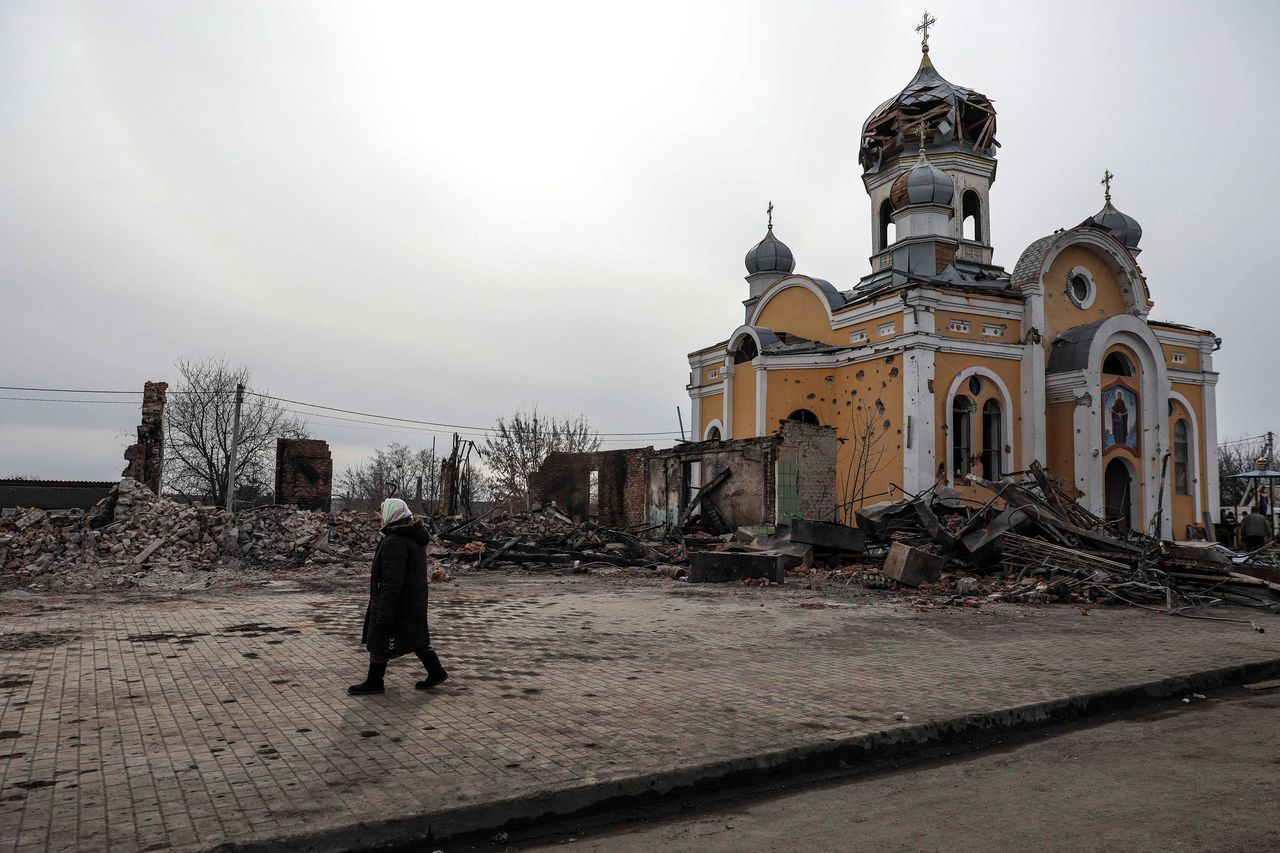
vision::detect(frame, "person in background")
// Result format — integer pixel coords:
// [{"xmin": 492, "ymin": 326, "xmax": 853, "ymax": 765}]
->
[
  {"xmin": 348, "ymin": 498, "xmax": 449, "ymax": 695},
  {"xmin": 1242, "ymin": 506, "xmax": 1271, "ymax": 552}
]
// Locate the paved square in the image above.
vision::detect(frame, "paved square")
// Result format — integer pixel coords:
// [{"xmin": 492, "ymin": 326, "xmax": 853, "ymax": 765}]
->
[{"xmin": 1, "ymin": 574, "xmax": 1278, "ymax": 852}]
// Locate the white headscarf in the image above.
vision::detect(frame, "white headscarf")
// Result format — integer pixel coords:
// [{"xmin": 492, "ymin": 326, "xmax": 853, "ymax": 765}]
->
[{"xmin": 380, "ymin": 498, "xmax": 413, "ymax": 527}]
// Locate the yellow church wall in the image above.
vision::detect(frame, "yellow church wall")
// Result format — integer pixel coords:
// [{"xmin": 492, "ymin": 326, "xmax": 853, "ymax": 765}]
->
[
  {"xmin": 753, "ymin": 286, "xmax": 844, "ymax": 346},
  {"xmin": 1042, "ymin": 246, "xmax": 1129, "ymax": 343},
  {"xmin": 731, "ymin": 363, "xmax": 756, "ymax": 439},
  {"xmin": 934, "ymin": 310, "xmax": 1021, "ymax": 344},
  {"xmin": 932, "ymin": 352, "xmax": 1022, "ymax": 495},
  {"xmin": 1161, "ymin": 343, "xmax": 1201, "ymax": 372},
  {"xmin": 1046, "ymin": 401, "xmax": 1077, "ymax": 485},
  {"xmin": 765, "ymin": 356, "xmax": 906, "ymax": 523},
  {"xmin": 699, "ymin": 393, "xmax": 723, "ymax": 438}
]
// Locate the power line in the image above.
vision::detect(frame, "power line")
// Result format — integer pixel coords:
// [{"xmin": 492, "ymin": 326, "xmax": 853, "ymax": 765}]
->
[
  {"xmin": 1, "ymin": 384, "xmax": 684, "ymax": 437},
  {"xmin": 0, "ymin": 395, "xmax": 138, "ymax": 404}
]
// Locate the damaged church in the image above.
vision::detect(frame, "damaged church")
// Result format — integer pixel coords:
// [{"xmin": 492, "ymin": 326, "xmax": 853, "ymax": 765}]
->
[{"xmin": 685, "ymin": 22, "xmax": 1220, "ymax": 540}]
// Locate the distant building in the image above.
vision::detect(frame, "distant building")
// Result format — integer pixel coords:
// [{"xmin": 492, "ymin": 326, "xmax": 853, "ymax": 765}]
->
[{"xmin": 686, "ymin": 32, "xmax": 1219, "ymax": 539}]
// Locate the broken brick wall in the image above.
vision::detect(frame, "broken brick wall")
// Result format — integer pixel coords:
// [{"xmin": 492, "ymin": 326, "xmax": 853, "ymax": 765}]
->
[
  {"xmin": 529, "ymin": 448, "xmax": 653, "ymax": 526},
  {"xmin": 779, "ymin": 419, "xmax": 839, "ymax": 521},
  {"xmin": 275, "ymin": 439, "xmax": 333, "ymax": 511},
  {"xmin": 122, "ymin": 381, "xmax": 168, "ymax": 495},
  {"xmin": 645, "ymin": 421, "xmax": 837, "ymax": 529}
]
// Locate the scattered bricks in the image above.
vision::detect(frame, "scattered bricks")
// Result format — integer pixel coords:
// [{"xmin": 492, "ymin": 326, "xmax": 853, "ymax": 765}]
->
[
  {"xmin": 275, "ymin": 439, "xmax": 333, "ymax": 512},
  {"xmin": 122, "ymin": 381, "xmax": 168, "ymax": 495},
  {"xmin": 690, "ymin": 550, "xmax": 787, "ymax": 584},
  {"xmin": 883, "ymin": 542, "xmax": 945, "ymax": 587}
]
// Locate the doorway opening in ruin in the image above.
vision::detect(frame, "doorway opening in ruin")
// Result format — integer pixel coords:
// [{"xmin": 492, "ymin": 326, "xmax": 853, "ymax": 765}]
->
[{"xmin": 1104, "ymin": 457, "xmax": 1134, "ymax": 531}]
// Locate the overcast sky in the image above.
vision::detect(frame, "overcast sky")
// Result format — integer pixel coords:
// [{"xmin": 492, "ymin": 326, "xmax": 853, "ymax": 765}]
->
[{"xmin": 2, "ymin": 0, "xmax": 1277, "ymax": 481}]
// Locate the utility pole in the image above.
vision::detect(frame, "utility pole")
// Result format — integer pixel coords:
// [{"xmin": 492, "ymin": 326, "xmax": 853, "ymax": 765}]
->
[{"xmin": 224, "ymin": 383, "xmax": 245, "ymax": 514}]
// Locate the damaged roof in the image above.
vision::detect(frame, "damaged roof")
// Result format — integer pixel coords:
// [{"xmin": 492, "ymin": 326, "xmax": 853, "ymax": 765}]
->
[{"xmin": 861, "ymin": 50, "xmax": 999, "ymax": 174}]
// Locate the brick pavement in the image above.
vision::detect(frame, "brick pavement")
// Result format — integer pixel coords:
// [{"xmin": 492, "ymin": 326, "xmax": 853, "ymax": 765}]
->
[{"xmin": 0, "ymin": 575, "xmax": 1278, "ymax": 852}]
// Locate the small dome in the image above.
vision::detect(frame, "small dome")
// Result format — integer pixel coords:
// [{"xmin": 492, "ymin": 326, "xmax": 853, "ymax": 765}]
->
[
  {"xmin": 745, "ymin": 228, "xmax": 796, "ymax": 275},
  {"xmin": 1084, "ymin": 199, "xmax": 1142, "ymax": 251},
  {"xmin": 890, "ymin": 154, "xmax": 955, "ymax": 208}
]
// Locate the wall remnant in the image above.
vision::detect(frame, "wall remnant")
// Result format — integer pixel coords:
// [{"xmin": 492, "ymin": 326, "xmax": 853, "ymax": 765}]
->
[
  {"xmin": 122, "ymin": 381, "xmax": 168, "ymax": 495},
  {"xmin": 275, "ymin": 439, "xmax": 333, "ymax": 511},
  {"xmin": 528, "ymin": 420, "xmax": 837, "ymax": 531}
]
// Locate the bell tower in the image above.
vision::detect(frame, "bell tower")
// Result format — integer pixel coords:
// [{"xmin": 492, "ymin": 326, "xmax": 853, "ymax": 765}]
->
[{"xmin": 859, "ymin": 15, "xmax": 1000, "ymax": 278}]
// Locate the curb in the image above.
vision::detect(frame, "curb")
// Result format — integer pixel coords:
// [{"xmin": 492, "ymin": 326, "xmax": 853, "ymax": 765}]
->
[{"xmin": 216, "ymin": 655, "xmax": 1280, "ymax": 852}]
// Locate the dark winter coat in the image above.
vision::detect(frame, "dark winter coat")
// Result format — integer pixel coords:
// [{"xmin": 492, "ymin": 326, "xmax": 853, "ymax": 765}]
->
[{"xmin": 361, "ymin": 519, "xmax": 432, "ymax": 658}]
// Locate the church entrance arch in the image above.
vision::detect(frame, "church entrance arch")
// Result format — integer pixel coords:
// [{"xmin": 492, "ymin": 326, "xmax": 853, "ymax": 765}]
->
[{"xmin": 1104, "ymin": 457, "xmax": 1135, "ymax": 530}]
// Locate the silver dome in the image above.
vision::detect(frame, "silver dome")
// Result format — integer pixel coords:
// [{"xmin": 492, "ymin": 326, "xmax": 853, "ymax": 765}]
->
[{"xmin": 745, "ymin": 228, "xmax": 796, "ymax": 275}]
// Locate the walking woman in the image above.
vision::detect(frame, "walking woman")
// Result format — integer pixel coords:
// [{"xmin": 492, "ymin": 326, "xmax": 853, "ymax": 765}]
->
[{"xmin": 348, "ymin": 498, "xmax": 449, "ymax": 695}]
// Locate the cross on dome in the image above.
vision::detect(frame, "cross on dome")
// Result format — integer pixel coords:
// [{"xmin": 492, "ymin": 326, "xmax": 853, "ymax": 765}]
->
[
  {"xmin": 916, "ymin": 11, "xmax": 936, "ymax": 51},
  {"xmin": 1101, "ymin": 169, "xmax": 1114, "ymax": 202}
]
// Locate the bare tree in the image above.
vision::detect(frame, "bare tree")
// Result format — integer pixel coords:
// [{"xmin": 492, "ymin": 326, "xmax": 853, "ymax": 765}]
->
[
  {"xmin": 164, "ymin": 358, "xmax": 307, "ymax": 506},
  {"xmin": 479, "ymin": 408, "xmax": 601, "ymax": 505},
  {"xmin": 337, "ymin": 443, "xmax": 441, "ymax": 512}
]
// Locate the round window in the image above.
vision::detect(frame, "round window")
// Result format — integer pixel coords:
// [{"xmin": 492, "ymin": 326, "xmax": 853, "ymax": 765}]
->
[
  {"xmin": 968, "ymin": 375, "xmax": 984, "ymax": 396},
  {"xmin": 1068, "ymin": 273, "xmax": 1093, "ymax": 307}
]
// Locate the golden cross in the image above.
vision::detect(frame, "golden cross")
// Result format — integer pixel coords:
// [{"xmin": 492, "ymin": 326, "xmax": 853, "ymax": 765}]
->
[
  {"xmin": 767, "ymin": 200, "xmax": 773, "ymax": 230},
  {"xmin": 916, "ymin": 11, "xmax": 937, "ymax": 47},
  {"xmin": 915, "ymin": 121, "xmax": 929, "ymax": 152},
  {"xmin": 1102, "ymin": 169, "xmax": 1114, "ymax": 202}
]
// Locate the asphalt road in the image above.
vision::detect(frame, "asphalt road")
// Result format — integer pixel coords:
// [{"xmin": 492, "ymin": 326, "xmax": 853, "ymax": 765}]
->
[{"xmin": 496, "ymin": 686, "xmax": 1280, "ymax": 853}]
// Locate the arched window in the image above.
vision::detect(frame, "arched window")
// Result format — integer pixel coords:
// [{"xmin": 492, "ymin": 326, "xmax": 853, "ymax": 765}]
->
[
  {"xmin": 732, "ymin": 337, "xmax": 759, "ymax": 365},
  {"xmin": 951, "ymin": 395, "xmax": 974, "ymax": 478},
  {"xmin": 1103, "ymin": 351, "xmax": 1134, "ymax": 376},
  {"xmin": 981, "ymin": 399, "xmax": 1003, "ymax": 480},
  {"xmin": 879, "ymin": 198, "xmax": 895, "ymax": 250},
  {"xmin": 1173, "ymin": 419, "xmax": 1190, "ymax": 496},
  {"xmin": 962, "ymin": 190, "xmax": 982, "ymax": 242},
  {"xmin": 706, "ymin": 426, "xmax": 722, "ymax": 441},
  {"xmin": 787, "ymin": 409, "xmax": 820, "ymax": 425}
]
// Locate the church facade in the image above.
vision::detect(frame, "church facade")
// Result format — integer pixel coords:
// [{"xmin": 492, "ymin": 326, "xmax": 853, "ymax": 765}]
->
[{"xmin": 685, "ymin": 36, "xmax": 1219, "ymax": 540}]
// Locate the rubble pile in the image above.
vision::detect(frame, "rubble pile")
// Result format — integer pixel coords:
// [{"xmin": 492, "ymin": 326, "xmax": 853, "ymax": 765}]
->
[
  {"xmin": 436, "ymin": 506, "xmax": 684, "ymax": 571},
  {"xmin": 0, "ymin": 478, "xmax": 380, "ymax": 591},
  {"xmin": 845, "ymin": 462, "xmax": 1280, "ymax": 614}
]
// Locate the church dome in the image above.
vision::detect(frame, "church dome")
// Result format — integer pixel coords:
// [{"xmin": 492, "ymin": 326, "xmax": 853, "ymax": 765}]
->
[
  {"xmin": 1084, "ymin": 199, "xmax": 1142, "ymax": 252},
  {"xmin": 890, "ymin": 153, "xmax": 955, "ymax": 208},
  {"xmin": 860, "ymin": 49, "xmax": 998, "ymax": 175},
  {"xmin": 744, "ymin": 227, "xmax": 796, "ymax": 275}
]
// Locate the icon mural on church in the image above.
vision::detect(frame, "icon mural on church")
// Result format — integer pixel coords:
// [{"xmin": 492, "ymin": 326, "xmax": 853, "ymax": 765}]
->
[{"xmin": 1102, "ymin": 382, "xmax": 1140, "ymax": 455}]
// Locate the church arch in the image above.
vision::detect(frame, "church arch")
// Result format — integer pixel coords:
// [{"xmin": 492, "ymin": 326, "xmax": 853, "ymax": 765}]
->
[
  {"xmin": 786, "ymin": 408, "xmax": 820, "ymax": 425},
  {"xmin": 1015, "ymin": 229, "xmax": 1151, "ymax": 317},
  {"xmin": 951, "ymin": 396, "xmax": 974, "ymax": 479},
  {"xmin": 1104, "ymin": 456, "xmax": 1138, "ymax": 530},
  {"xmin": 962, "ymin": 190, "xmax": 982, "ymax": 242},
  {"xmin": 944, "ymin": 366, "xmax": 1016, "ymax": 486},
  {"xmin": 1168, "ymin": 391, "xmax": 1203, "ymax": 521},
  {"xmin": 703, "ymin": 419, "xmax": 724, "ymax": 441},
  {"xmin": 981, "ymin": 398, "xmax": 1003, "ymax": 480},
  {"xmin": 1102, "ymin": 349, "xmax": 1135, "ymax": 377},
  {"xmin": 879, "ymin": 198, "xmax": 895, "ymax": 250},
  {"xmin": 747, "ymin": 277, "xmax": 846, "ymax": 328}
]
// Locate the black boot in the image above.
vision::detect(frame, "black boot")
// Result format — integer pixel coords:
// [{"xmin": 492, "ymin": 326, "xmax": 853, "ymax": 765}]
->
[
  {"xmin": 348, "ymin": 660, "xmax": 387, "ymax": 695},
  {"xmin": 415, "ymin": 647, "xmax": 449, "ymax": 690}
]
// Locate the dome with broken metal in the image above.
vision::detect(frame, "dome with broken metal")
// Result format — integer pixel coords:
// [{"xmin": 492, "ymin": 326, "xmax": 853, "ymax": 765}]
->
[
  {"xmin": 860, "ymin": 50, "xmax": 999, "ymax": 175},
  {"xmin": 744, "ymin": 227, "xmax": 796, "ymax": 276},
  {"xmin": 890, "ymin": 151, "xmax": 955, "ymax": 208}
]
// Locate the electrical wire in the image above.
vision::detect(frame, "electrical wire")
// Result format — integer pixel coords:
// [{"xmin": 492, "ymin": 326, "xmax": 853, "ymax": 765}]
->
[{"xmin": 1, "ymin": 384, "xmax": 684, "ymax": 438}]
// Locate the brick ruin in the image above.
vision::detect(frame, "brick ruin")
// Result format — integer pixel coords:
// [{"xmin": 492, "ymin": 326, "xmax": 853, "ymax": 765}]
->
[
  {"xmin": 122, "ymin": 381, "xmax": 167, "ymax": 495},
  {"xmin": 529, "ymin": 420, "xmax": 837, "ymax": 530},
  {"xmin": 274, "ymin": 439, "xmax": 333, "ymax": 511}
]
